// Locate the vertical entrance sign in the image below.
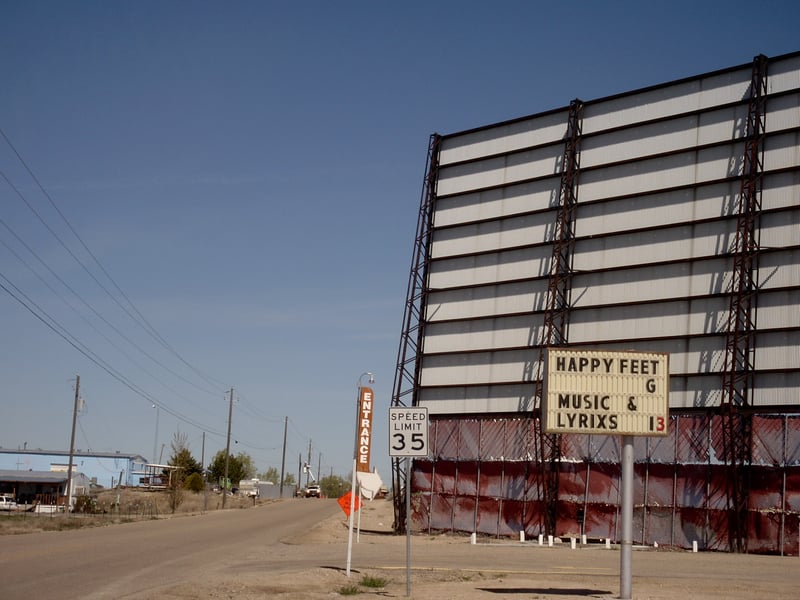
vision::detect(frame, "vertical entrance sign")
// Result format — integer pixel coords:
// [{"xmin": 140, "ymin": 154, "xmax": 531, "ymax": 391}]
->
[
  {"xmin": 544, "ymin": 348, "xmax": 669, "ymax": 600},
  {"xmin": 356, "ymin": 386, "xmax": 375, "ymax": 472},
  {"xmin": 347, "ymin": 373, "xmax": 373, "ymax": 578}
]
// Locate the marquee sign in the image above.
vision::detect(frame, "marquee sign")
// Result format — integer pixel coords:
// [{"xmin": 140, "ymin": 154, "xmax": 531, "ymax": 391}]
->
[{"xmin": 543, "ymin": 348, "xmax": 669, "ymax": 436}]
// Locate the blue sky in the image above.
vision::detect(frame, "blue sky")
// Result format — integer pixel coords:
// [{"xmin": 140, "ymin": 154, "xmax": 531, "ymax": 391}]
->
[{"xmin": 1, "ymin": 1, "xmax": 798, "ymax": 483}]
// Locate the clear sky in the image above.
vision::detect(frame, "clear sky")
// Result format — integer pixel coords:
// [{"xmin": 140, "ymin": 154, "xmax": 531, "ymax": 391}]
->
[{"xmin": 1, "ymin": 1, "xmax": 798, "ymax": 484}]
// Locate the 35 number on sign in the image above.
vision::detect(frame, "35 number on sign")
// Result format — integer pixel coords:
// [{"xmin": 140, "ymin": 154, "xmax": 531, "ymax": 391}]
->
[{"xmin": 389, "ymin": 407, "xmax": 429, "ymax": 457}]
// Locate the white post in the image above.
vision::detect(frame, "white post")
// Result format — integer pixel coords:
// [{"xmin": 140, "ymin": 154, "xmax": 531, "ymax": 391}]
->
[
  {"xmin": 470, "ymin": 532, "xmax": 477, "ymax": 544},
  {"xmin": 620, "ymin": 435, "xmax": 634, "ymax": 600},
  {"xmin": 538, "ymin": 533, "xmax": 544, "ymax": 546},
  {"xmin": 519, "ymin": 531, "xmax": 525, "ymax": 542},
  {"xmin": 346, "ymin": 457, "xmax": 358, "ymax": 577},
  {"xmin": 571, "ymin": 537, "xmax": 576, "ymax": 550}
]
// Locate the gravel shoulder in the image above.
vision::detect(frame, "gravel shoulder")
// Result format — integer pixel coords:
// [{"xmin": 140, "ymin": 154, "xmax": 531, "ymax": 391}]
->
[{"xmin": 153, "ymin": 498, "xmax": 800, "ymax": 600}]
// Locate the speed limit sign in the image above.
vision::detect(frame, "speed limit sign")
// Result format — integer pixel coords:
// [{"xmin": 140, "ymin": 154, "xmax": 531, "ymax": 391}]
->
[{"xmin": 389, "ymin": 407, "xmax": 429, "ymax": 457}]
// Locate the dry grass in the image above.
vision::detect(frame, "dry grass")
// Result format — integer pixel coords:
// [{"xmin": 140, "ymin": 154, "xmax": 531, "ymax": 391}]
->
[{"xmin": 0, "ymin": 488, "xmax": 261, "ymax": 536}]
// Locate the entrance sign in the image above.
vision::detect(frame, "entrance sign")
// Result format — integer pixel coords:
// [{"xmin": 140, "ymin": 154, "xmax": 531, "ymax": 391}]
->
[
  {"xmin": 543, "ymin": 348, "xmax": 669, "ymax": 436},
  {"xmin": 356, "ymin": 386, "xmax": 375, "ymax": 472},
  {"xmin": 389, "ymin": 407, "xmax": 429, "ymax": 457}
]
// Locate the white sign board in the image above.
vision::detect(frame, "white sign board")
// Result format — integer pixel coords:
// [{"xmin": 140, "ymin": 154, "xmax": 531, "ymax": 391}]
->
[
  {"xmin": 543, "ymin": 348, "xmax": 669, "ymax": 436},
  {"xmin": 389, "ymin": 407, "xmax": 429, "ymax": 456}
]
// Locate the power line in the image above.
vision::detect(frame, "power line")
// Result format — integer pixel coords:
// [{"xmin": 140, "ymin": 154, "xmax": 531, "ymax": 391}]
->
[{"xmin": 0, "ymin": 127, "xmax": 228, "ymax": 394}]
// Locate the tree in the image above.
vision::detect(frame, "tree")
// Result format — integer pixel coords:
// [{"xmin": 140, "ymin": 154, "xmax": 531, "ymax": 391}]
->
[
  {"xmin": 207, "ymin": 450, "xmax": 255, "ymax": 487},
  {"xmin": 260, "ymin": 466, "xmax": 280, "ymax": 484},
  {"xmin": 167, "ymin": 431, "xmax": 202, "ymax": 486},
  {"xmin": 320, "ymin": 474, "xmax": 349, "ymax": 499},
  {"xmin": 184, "ymin": 472, "xmax": 205, "ymax": 493}
]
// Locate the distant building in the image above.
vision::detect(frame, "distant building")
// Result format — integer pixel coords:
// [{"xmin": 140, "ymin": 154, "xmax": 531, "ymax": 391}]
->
[
  {"xmin": 0, "ymin": 469, "xmax": 92, "ymax": 508},
  {"xmin": 0, "ymin": 448, "xmax": 148, "ymax": 489}
]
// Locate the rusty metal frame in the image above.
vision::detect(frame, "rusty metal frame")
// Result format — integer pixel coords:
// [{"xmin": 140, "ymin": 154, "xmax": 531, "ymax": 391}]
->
[
  {"xmin": 533, "ymin": 99, "xmax": 584, "ymax": 535},
  {"xmin": 720, "ymin": 54, "xmax": 768, "ymax": 553},
  {"xmin": 391, "ymin": 133, "xmax": 441, "ymax": 533}
]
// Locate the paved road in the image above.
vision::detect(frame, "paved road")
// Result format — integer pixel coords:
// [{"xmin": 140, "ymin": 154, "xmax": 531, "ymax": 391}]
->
[
  {"xmin": 3, "ymin": 499, "xmax": 800, "ymax": 599},
  {"xmin": 0, "ymin": 499, "xmax": 341, "ymax": 599}
]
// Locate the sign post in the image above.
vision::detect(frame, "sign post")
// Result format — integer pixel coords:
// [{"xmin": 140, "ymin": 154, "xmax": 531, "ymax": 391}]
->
[
  {"xmin": 543, "ymin": 348, "xmax": 669, "ymax": 600},
  {"xmin": 389, "ymin": 406, "xmax": 429, "ymax": 597}
]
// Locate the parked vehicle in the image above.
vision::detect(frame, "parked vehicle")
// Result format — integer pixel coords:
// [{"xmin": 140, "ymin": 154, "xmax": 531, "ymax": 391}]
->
[{"xmin": 0, "ymin": 494, "xmax": 18, "ymax": 511}]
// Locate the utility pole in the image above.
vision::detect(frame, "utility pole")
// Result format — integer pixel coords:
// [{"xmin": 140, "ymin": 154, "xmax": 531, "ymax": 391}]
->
[
  {"xmin": 201, "ymin": 431, "xmax": 207, "ymax": 512},
  {"xmin": 222, "ymin": 387, "xmax": 233, "ymax": 508},
  {"xmin": 297, "ymin": 453, "xmax": 302, "ymax": 495},
  {"xmin": 66, "ymin": 375, "xmax": 80, "ymax": 513},
  {"xmin": 306, "ymin": 439, "xmax": 312, "ymax": 487},
  {"xmin": 279, "ymin": 416, "xmax": 288, "ymax": 498}
]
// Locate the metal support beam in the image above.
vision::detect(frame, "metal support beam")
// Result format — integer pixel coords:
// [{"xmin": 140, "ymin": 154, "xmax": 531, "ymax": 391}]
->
[
  {"xmin": 534, "ymin": 99, "xmax": 584, "ymax": 536},
  {"xmin": 391, "ymin": 133, "xmax": 441, "ymax": 533},
  {"xmin": 720, "ymin": 54, "xmax": 768, "ymax": 553}
]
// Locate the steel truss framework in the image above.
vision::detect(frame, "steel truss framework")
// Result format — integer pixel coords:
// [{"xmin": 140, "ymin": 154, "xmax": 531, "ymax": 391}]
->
[
  {"xmin": 391, "ymin": 133, "xmax": 441, "ymax": 532},
  {"xmin": 721, "ymin": 54, "xmax": 768, "ymax": 553},
  {"xmin": 391, "ymin": 52, "xmax": 799, "ymax": 553},
  {"xmin": 533, "ymin": 98, "xmax": 584, "ymax": 536}
]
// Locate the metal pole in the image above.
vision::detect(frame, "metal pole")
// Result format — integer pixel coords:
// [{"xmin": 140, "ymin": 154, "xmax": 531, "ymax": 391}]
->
[
  {"xmin": 279, "ymin": 416, "xmax": 288, "ymax": 498},
  {"xmin": 346, "ymin": 456, "xmax": 358, "ymax": 577},
  {"xmin": 202, "ymin": 431, "xmax": 207, "ymax": 512},
  {"xmin": 66, "ymin": 375, "xmax": 80, "ymax": 513},
  {"xmin": 222, "ymin": 387, "xmax": 233, "ymax": 508},
  {"xmin": 347, "ymin": 372, "xmax": 373, "ymax": 577},
  {"xmin": 405, "ymin": 457, "xmax": 412, "ymax": 596},
  {"xmin": 620, "ymin": 435, "xmax": 634, "ymax": 600}
]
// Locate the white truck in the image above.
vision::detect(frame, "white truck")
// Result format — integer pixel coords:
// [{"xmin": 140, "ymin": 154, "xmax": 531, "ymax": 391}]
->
[{"xmin": 0, "ymin": 494, "xmax": 18, "ymax": 511}]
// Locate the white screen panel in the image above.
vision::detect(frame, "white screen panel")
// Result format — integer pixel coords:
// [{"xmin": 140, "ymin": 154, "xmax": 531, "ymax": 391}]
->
[{"xmin": 418, "ymin": 53, "xmax": 800, "ymax": 415}]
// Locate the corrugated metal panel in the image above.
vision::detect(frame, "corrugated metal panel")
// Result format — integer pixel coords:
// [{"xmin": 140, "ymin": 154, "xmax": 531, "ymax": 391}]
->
[
  {"xmin": 759, "ymin": 250, "xmax": 800, "ymax": 289},
  {"xmin": 580, "ymin": 144, "xmax": 743, "ymax": 202},
  {"xmin": 568, "ymin": 299, "xmax": 724, "ymax": 341},
  {"xmin": 757, "ymin": 292, "xmax": 800, "ymax": 329},
  {"xmin": 428, "ymin": 246, "xmax": 551, "ymax": 288},
  {"xmin": 582, "ymin": 108, "xmax": 744, "ymax": 168},
  {"xmin": 437, "ymin": 146, "xmax": 561, "ymax": 197},
  {"xmin": 438, "ymin": 110, "xmax": 568, "ymax": 165},
  {"xmin": 752, "ymin": 374, "xmax": 800, "ymax": 406},
  {"xmin": 769, "ymin": 54, "xmax": 800, "ymax": 93},
  {"xmin": 433, "ymin": 178, "xmax": 555, "ymax": 228},
  {"xmin": 430, "ymin": 211, "xmax": 553, "ymax": 258},
  {"xmin": 576, "ymin": 183, "xmax": 735, "ymax": 236},
  {"xmin": 426, "ymin": 281, "xmax": 545, "ymax": 321},
  {"xmin": 764, "ymin": 131, "xmax": 800, "ymax": 170},
  {"xmin": 572, "ymin": 260, "xmax": 727, "ymax": 306},
  {"xmin": 764, "ymin": 93, "xmax": 800, "ymax": 131},
  {"xmin": 420, "ymin": 349, "xmax": 535, "ymax": 386},
  {"xmin": 583, "ymin": 70, "xmax": 750, "ymax": 133},
  {"xmin": 755, "ymin": 332, "xmax": 800, "ymax": 370},
  {"xmin": 422, "ymin": 316, "xmax": 541, "ymax": 353}
]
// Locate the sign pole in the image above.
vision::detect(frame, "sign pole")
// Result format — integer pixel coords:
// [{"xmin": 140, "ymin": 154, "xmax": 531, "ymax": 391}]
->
[
  {"xmin": 620, "ymin": 435, "xmax": 634, "ymax": 600},
  {"xmin": 389, "ymin": 405, "xmax": 429, "ymax": 598},
  {"xmin": 405, "ymin": 457, "xmax": 412, "ymax": 597}
]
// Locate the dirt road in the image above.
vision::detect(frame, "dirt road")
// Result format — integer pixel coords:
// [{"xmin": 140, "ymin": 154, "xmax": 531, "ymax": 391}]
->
[{"xmin": 1, "ymin": 498, "xmax": 799, "ymax": 599}]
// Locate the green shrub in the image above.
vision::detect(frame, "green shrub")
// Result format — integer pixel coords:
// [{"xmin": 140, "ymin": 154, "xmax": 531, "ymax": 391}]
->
[
  {"xmin": 360, "ymin": 575, "xmax": 387, "ymax": 589},
  {"xmin": 185, "ymin": 472, "xmax": 205, "ymax": 493},
  {"xmin": 337, "ymin": 584, "xmax": 361, "ymax": 596}
]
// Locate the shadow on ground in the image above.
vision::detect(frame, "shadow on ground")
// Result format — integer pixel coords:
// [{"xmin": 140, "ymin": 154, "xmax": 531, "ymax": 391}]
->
[{"xmin": 477, "ymin": 587, "xmax": 611, "ymax": 596}]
